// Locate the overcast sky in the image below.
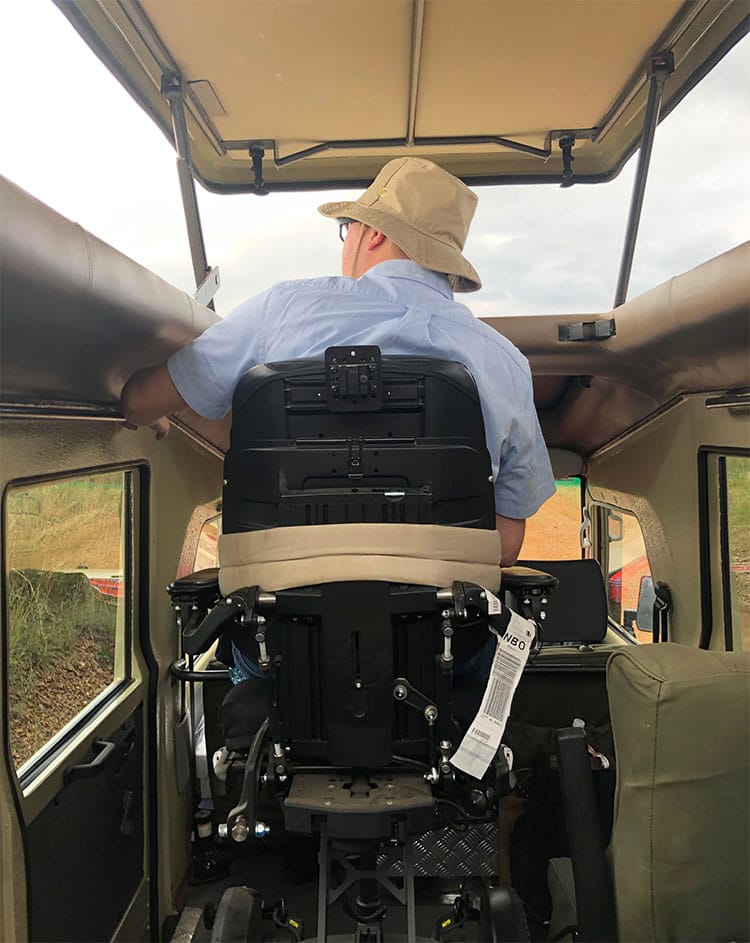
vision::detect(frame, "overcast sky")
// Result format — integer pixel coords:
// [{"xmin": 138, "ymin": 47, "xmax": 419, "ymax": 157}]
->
[{"xmin": 1, "ymin": 1, "xmax": 748, "ymax": 318}]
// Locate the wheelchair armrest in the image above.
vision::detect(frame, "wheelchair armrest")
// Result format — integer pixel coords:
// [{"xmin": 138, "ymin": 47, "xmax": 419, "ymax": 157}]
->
[
  {"xmin": 167, "ymin": 567, "xmax": 224, "ymax": 656},
  {"xmin": 169, "ymin": 566, "xmax": 220, "ymax": 592},
  {"xmin": 501, "ymin": 565, "xmax": 558, "ymax": 593},
  {"xmin": 501, "ymin": 565, "xmax": 558, "ymax": 625}
]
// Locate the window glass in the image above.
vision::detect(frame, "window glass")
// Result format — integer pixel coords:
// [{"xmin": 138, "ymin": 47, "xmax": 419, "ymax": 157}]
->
[
  {"xmin": 726, "ymin": 455, "xmax": 749, "ymax": 649},
  {"xmin": 5, "ymin": 471, "xmax": 130, "ymax": 770},
  {"xmin": 519, "ymin": 478, "xmax": 582, "ymax": 561},
  {"xmin": 601, "ymin": 507, "xmax": 652, "ymax": 643}
]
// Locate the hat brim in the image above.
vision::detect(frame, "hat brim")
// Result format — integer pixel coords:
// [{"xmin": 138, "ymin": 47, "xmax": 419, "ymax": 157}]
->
[{"xmin": 319, "ymin": 199, "xmax": 481, "ymax": 293}]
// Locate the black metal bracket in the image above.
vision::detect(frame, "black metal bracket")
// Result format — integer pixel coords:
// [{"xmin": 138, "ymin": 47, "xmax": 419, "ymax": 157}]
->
[
  {"xmin": 325, "ymin": 346, "xmax": 383, "ymax": 412},
  {"xmin": 392, "ymin": 677, "xmax": 438, "ymax": 724},
  {"xmin": 652, "ymin": 580, "xmax": 672, "ymax": 644},
  {"xmin": 178, "ymin": 584, "xmax": 258, "ymax": 656},
  {"xmin": 558, "ymin": 134, "xmax": 576, "ymax": 188},
  {"xmin": 248, "ymin": 143, "xmax": 268, "ymax": 195},
  {"xmin": 225, "ymin": 719, "xmax": 269, "ymax": 844}
]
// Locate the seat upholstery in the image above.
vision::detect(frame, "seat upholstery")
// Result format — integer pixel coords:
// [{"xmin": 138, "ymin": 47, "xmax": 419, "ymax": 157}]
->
[{"xmin": 607, "ymin": 643, "xmax": 750, "ymax": 942}]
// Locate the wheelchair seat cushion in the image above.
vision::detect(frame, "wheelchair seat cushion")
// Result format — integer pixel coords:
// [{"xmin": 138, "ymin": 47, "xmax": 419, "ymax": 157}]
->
[{"xmin": 219, "ymin": 522, "xmax": 501, "ymax": 593}]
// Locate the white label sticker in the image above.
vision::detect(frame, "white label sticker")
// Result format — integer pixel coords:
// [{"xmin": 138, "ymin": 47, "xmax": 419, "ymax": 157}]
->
[
  {"xmin": 450, "ymin": 609, "xmax": 534, "ymax": 780},
  {"xmin": 484, "ymin": 588, "xmax": 503, "ymax": 616}
]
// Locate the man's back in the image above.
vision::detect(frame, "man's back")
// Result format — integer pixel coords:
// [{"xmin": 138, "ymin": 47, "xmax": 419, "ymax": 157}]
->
[{"xmin": 168, "ymin": 260, "xmax": 553, "ymax": 521}]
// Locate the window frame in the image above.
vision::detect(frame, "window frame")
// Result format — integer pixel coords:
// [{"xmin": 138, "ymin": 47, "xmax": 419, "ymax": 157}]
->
[
  {"xmin": 2, "ymin": 464, "xmax": 138, "ymax": 788},
  {"xmin": 587, "ymin": 498, "xmax": 652, "ymax": 643},
  {"xmin": 698, "ymin": 446, "xmax": 750, "ymax": 651}
]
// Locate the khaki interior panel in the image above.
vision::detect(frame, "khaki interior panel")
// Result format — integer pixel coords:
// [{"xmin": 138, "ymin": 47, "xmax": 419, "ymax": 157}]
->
[{"xmin": 53, "ymin": 0, "xmax": 748, "ymax": 188}]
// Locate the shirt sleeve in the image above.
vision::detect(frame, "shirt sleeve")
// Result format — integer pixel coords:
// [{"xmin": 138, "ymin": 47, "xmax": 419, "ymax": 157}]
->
[
  {"xmin": 167, "ymin": 286, "xmax": 275, "ymax": 419},
  {"xmin": 493, "ymin": 379, "xmax": 556, "ymax": 520}
]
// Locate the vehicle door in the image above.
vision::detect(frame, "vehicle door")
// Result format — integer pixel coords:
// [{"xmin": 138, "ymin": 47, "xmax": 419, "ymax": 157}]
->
[{"xmin": 1, "ymin": 453, "xmax": 152, "ymax": 943}]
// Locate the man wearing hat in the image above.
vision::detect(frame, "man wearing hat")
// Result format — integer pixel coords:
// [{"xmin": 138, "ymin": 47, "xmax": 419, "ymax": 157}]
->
[{"xmin": 122, "ymin": 157, "xmax": 554, "ymax": 564}]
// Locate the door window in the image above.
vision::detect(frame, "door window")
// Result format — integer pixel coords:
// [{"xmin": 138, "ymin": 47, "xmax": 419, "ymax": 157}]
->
[
  {"xmin": 593, "ymin": 504, "xmax": 653, "ymax": 642},
  {"xmin": 519, "ymin": 478, "xmax": 583, "ymax": 561},
  {"xmin": 723, "ymin": 455, "xmax": 749, "ymax": 649},
  {"xmin": 4, "ymin": 471, "xmax": 131, "ymax": 772}
]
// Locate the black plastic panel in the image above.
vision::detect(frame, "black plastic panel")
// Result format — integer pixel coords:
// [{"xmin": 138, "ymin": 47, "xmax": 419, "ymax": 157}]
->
[
  {"xmin": 25, "ymin": 707, "xmax": 144, "ymax": 942},
  {"xmin": 224, "ymin": 355, "xmax": 495, "ymax": 531}
]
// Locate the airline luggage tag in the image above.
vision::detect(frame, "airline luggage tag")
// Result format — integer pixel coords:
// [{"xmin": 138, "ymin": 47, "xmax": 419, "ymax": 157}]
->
[{"xmin": 450, "ymin": 591, "xmax": 534, "ymax": 780}]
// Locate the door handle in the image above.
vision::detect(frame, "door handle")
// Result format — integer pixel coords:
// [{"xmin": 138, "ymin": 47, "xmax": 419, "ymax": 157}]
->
[{"xmin": 63, "ymin": 738, "xmax": 116, "ymax": 785}]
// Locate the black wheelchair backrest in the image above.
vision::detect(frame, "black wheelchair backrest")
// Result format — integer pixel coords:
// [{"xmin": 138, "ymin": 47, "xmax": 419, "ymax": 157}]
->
[{"xmin": 223, "ymin": 348, "xmax": 496, "ymax": 532}]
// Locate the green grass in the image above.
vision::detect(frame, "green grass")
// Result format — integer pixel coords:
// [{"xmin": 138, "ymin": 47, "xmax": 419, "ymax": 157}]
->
[
  {"xmin": 7, "ymin": 569, "xmax": 117, "ymax": 698},
  {"xmin": 7, "ymin": 569, "xmax": 118, "ymax": 767},
  {"xmin": 5, "ymin": 474, "xmax": 125, "ymax": 767},
  {"xmin": 6, "ymin": 475, "xmax": 124, "ymax": 571},
  {"xmin": 727, "ymin": 456, "xmax": 749, "ymax": 611}
]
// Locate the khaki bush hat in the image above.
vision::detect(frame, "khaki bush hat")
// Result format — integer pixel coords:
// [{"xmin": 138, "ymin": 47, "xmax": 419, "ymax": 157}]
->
[{"xmin": 318, "ymin": 157, "xmax": 481, "ymax": 292}]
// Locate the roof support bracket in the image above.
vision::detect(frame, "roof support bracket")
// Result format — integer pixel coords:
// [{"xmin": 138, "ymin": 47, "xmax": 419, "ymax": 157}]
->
[
  {"xmin": 248, "ymin": 144, "xmax": 269, "ymax": 195},
  {"xmin": 558, "ymin": 135, "xmax": 576, "ymax": 188},
  {"xmin": 161, "ymin": 72, "xmax": 215, "ymax": 307},
  {"xmin": 613, "ymin": 51, "xmax": 675, "ymax": 308}
]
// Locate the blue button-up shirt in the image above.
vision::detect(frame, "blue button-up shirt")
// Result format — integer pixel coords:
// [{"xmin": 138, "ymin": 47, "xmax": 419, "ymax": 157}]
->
[{"xmin": 168, "ymin": 261, "xmax": 554, "ymax": 519}]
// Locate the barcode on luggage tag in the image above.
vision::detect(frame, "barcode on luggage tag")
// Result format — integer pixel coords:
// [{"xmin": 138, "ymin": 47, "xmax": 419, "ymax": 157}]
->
[{"xmin": 450, "ymin": 607, "xmax": 535, "ymax": 779}]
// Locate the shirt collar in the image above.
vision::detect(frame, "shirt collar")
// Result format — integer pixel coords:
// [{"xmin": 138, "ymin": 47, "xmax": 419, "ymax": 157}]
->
[{"xmin": 363, "ymin": 260, "xmax": 454, "ymax": 299}]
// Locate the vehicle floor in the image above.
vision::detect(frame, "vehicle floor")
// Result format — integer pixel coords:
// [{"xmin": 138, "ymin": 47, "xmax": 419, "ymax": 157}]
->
[{"xmin": 179, "ymin": 804, "xmax": 543, "ymax": 941}]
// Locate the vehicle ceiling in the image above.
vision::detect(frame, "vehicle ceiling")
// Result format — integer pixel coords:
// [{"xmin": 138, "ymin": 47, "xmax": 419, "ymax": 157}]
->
[{"xmin": 54, "ymin": 0, "xmax": 747, "ymax": 191}]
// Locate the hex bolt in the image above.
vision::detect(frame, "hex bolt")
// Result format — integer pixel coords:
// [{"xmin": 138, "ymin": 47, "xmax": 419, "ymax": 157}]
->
[
  {"xmin": 231, "ymin": 816, "xmax": 249, "ymax": 842},
  {"xmin": 254, "ymin": 821, "xmax": 270, "ymax": 840},
  {"xmin": 424, "ymin": 705, "xmax": 438, "ymax": 724}
]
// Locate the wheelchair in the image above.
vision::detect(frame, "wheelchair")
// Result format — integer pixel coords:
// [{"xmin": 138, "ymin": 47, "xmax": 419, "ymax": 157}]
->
[{"xmin": 169, "ymin": 347, "xmax": 556, "ymax": 942}]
